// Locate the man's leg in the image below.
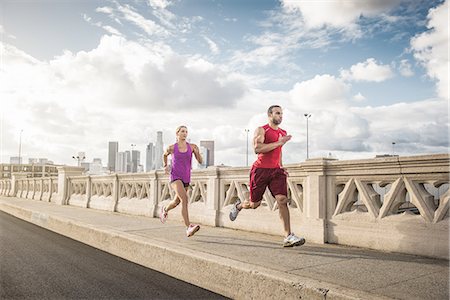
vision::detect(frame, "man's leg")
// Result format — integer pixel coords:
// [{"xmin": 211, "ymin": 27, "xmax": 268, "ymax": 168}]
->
[{"xmin": 275, "ymin": 195, "xmax": 291, "ymax": 237}]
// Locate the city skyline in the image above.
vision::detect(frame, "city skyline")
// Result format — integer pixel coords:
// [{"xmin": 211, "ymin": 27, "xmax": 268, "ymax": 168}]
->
[{"xmin": 1, "ymin": 0, "xmax": 448, "ymax": 167}]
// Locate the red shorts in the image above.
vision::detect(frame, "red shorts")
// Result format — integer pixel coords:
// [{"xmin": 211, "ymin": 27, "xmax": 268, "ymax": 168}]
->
[{"xmin": 249, "ymin": 167, "xmax": 287, "ymax": 202}]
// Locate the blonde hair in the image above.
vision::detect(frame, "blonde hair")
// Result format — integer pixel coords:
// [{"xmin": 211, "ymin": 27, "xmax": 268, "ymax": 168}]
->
[{"xmin": 176, "ymin": 125, "xmax": 187, "ymax": 135}]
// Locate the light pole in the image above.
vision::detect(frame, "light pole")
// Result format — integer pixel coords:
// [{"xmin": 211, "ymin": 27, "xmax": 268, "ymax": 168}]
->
[
  {"xmin": 245, "ymin": 129, "xmax": 250, "ymax": 166},
  {"xmin": 392, "ymin": 142, "xmax": 396, "ymax": 155},
  {"xmin": 72, "ymin": 155, "xmax": 85, "ymax": 167},
  {"xmin": 304, "ymin": 114, "xmax": 311, "ymax": 160},
  {"xmin": 18, "ymin": 129, "xmax": 23, "ymax": 164}
]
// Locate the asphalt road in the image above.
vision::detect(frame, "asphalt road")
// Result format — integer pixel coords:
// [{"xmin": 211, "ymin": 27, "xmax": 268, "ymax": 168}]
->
[{"xmin": 0, "ymin": 211, "xmax": 228, "ymax": 300}]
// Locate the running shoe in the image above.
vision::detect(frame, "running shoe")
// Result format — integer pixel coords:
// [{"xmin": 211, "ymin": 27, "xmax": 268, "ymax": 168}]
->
[
  {"xmin": 229, "ymin": 199, "xmax": 241, "ymax": 221},
  {"xmin": 159, "ymin": 205, "xmax": 168, "ymax": 223},
  {"xmin": 186, "ymin": 224, "xmax": 200, "ymax": 237},
  {"xmin": 283, "ymin": 233, "xmax": 306, "ymax": 247}
]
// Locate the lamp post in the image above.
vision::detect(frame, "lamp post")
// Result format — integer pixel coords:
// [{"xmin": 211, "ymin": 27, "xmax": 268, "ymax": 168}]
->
[
  {"xmin": 18, "ymin": 129, "xmax": 24, "ymax": 164},
  {"xmin": 392, "ymin": 142, "xmax": 396, "ymax": 155},
  {"xmin": 72, "ymin": 155, "xmax": 85, "ymax": 167},
  {"xmin": 304, "ymin": 114, "xmax": 311, "ymax": 160},
  {"xmin": 245, "ymin": 129, "xmax": 250, "ymax": 166}
]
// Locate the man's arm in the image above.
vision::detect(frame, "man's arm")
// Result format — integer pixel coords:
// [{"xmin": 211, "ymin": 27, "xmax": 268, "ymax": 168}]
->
[
  {"xmin": 253, "ymin": 127, "xmax": 292, "ymax": 154},
  {"xmin": 191, "ymin": 144, "xmax": 203, "ymax": 164}
]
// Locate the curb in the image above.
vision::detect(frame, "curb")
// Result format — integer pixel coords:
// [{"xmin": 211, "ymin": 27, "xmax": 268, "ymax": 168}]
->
[{"xmin": 0, "ymin": 201, "xmax": 391, "ymax": 300}]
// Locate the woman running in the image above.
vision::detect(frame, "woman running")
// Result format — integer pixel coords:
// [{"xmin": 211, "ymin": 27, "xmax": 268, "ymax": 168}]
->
[{"xmin": 160, "ymin": 125, "xmax": 203, "ymax": 237}]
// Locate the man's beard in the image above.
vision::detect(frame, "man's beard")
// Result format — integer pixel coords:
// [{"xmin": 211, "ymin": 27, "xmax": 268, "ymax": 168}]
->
[{"xmin": 272, "ymin": 119, "xmax": 281, "ymax": 125}]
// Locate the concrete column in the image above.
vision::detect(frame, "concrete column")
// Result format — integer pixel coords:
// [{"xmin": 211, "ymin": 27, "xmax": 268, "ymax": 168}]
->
[
  {"xmin": 55, "ymin": 166, "xmax": 85, "ymax": 205},
  {"xmin": 148, "ymin": 171, "xmax": 159, "ymax": 217},
  {"xmin": 205, "ymin": 167, "xmax": 220, "ymax": 226},
  {"xmin": 301, "ymin": 158, "xmax": 336, "ymax": 244},
  {"xmin": 10, "ymin": 173, "xmax": 28, "ymax": 197},
  {"xmin": 111, "ymin": 174, "xmax": 119, "ymax": 212},
  {"xmin": 86, "ymin": 176, "xmax": 91, "ymax": 208}
]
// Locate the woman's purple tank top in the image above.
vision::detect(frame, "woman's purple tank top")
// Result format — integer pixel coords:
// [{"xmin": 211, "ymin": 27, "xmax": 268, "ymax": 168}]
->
[{"xmin": 170, "ymin": 143, "xmax": 192, "ymax": 184}]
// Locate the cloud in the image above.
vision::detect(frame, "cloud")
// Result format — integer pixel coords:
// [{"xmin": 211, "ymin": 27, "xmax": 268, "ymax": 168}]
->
[
  {"xmin": 411, "ymin": 0, "xmax": 449, "ymax": 99},
  {"xmin": 353, "ymin": 92, "xmax": 366, "ymax": 102},
  {"xmin": 398, "ymin": 59, "xmax": 414, "ymax": 77},
  {"xmin": 116, "ymin": 3, "xmax": 170, "ymax": 37},
  {"xmin": 280, "ymin": 0, "xmax": 402, "ymax": 31},
  {"xmin": 288, "ymin": 74, "xmax": 371, "ymax": 154},
  {"xmin": 340, "ymin": 58, "xmax": 394, "ymax": 82},
  {"xmin": 202, "ymin": 35, "xmax": 220, "ymax": 55},
  {"xmin": 147, "ymin": 0, "xmax": 171, "ymax": 9}
]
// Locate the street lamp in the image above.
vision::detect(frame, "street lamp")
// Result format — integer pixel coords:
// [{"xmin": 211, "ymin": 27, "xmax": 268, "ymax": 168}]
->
[
  {"xmin": 72, "ymin": 155, "xmax": 86, "ymax": 167},
  {"xmin": 392, "ymin": 142, "xmax": 396, "ymax": 155},
  {"xmin": 18, "ymin": 129, "xmax": 23, "ymax": 164},
  {"xmin": 304, "ymin": 114, "xmax": 311, "ymax": 160},
  {"xmin": 245, "ymin": 129, "xmax": 250, "ymax": 166}
]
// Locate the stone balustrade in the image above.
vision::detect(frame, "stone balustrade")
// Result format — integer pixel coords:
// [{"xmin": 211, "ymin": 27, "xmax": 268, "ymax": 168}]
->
[{"xmin": 1, "ymin": 154, "xmax": 448, "ymax": 259}]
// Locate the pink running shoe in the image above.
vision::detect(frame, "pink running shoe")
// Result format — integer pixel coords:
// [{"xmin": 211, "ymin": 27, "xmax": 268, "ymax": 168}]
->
[
  {"xmin": 186, "ymin": 224, "xmax": 200, "ymax": 237},
  {"xmin": 159, "ymin": 206, "xmax": 168, "ymax": 223}
]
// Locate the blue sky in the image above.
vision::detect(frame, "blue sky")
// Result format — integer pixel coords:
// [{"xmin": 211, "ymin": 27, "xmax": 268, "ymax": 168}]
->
[{"xmin": 0, "ymin": 0, "xmax": 448, "ymax": 167}]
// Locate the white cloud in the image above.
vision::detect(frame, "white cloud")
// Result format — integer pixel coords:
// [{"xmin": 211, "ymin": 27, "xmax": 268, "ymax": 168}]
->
[
  {"xmin": 147, "ymin": 0, "xmax": 171, "ymax": 9},
  {"xmin": 340, "ymin": 58, "xmax": 394, "ymax": 82},
  {"xmin": 203, "ymin": 35, "xmax": 220, "ymax": 55},
  {"xmin": 281, "ymin": 0, "xmax": 402, "ymax": 31},
  {"xmin": 398, "ymin": 59, "xmax": 414, "ymax": 77},
  {"xmin": 353, "ymin": 92, "xmax": 366, "ymax": 102},
  {"xmin": 411, "ymin": 0, "xmax": 449, "ymax": 99},
  {"xmin": 116, "ymin": 3, "xmax": 170, "ymax": 37}
]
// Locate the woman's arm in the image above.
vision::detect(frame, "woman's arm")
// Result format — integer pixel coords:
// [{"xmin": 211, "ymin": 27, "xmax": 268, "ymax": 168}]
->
[{"xmin": 191, "ymin": 144, "xmax": 203, "ymax": 165}]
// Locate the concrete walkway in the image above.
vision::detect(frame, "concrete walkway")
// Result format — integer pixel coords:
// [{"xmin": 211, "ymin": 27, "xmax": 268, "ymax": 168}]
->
[{"xmin": 1, "ymin": 197, "xmax": 448, "ymax": 300}]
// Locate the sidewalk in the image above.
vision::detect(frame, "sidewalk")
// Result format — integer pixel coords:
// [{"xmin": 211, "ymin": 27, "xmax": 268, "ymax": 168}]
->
[{"xmin": 1, "ymin": 197, "xmax": 448, "ymax": 300}]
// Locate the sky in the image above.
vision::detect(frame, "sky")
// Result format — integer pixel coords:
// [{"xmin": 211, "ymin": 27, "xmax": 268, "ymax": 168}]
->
[{"xmin": 0, "ymin": 0, "xmax": 449, "ymax": 167}]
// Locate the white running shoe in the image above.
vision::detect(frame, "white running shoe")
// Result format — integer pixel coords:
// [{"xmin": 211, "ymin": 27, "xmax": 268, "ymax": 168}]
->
[
  {"xmin": 229, "ymin": 199, "xmax": 241, "ymax": 221},
  {"xmin": 186, "ymin": 224, "xmax": 200, "ymax": 237},
  {"xmin": 283, "ymin": 233, "xmax": 306, "ymax": 247},
  {"xmin": 159, "ymin": 206, "xmax": 168, "ymax": 223}
]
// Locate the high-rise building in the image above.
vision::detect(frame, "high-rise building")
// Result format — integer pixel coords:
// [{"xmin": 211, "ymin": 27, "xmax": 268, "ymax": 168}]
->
[
  {"xmin": 115, "ymin": 151, "xmax": 129, "ymax": 173},
  {"xmin": 154, "ymin": 131, "xmax": 164, "ymax": 169},
  {"xmin": 146, "ymin": 142, "xmax": 154, "ymax": 172},
  {"xmin": 198, "ymin": 146, "xmax": 209, "ymax": 169},
  {"xmin": 108, "ymin": 141, "xmax": 119, "ymax": 172},
  {"xmin": 125, "ymin": 150, "xmax": 132, "ymax": 172},
  {"xmin": 200, "ymin": 141, "xmax": 215, "ymax": 167},
  {"xmin": 131, "ymin": 150, "xmax": 140, "ymax": 173}
]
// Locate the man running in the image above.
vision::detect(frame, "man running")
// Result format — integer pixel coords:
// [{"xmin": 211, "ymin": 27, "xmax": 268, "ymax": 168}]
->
[{"xmin": 229, "ymin": 105, "xmax": 305, "ymax": 247}]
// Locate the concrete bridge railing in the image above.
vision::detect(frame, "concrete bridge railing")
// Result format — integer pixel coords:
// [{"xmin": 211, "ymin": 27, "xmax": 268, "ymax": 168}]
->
[{"xmin": 1, "ymin": 154, "xmax": 448, "ymax": 259}]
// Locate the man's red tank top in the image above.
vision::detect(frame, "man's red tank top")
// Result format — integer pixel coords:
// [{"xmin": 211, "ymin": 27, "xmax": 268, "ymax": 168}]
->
[{"xmin": 252, "ymin": 124, "xmax": 287, "ymax": 169}]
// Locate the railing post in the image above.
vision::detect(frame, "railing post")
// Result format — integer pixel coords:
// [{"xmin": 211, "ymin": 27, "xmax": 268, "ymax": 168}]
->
[
  {"xmin": 55, "ymin": 166, "xmax": 84, "ymax": 205},
  {"xmin": 149, "ymin": 171, "xmax": 159, "ymax": 217},
  {"xmin": 86, "ymin": 175, "xmax": 91, "ymax": 208},
  {"xmin": 206, "ymin": 167, "xmax": 220, "ymax": 226},
  {"xmin": 301, "ymin": 158, "xmax": 336, "ymax": 243},
  {"xmin": 10, "ymin": 173, "xmax": 28, "ymax": 197}
]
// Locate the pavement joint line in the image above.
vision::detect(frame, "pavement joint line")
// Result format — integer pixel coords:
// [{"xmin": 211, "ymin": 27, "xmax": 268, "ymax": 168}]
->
[
  {"xmin": 286, "ymin": 258, "xmax": 356, "ymax": 272},
  {"xmin": 368, "ymin": 269, "xmax": 449, "ymax": 293}
]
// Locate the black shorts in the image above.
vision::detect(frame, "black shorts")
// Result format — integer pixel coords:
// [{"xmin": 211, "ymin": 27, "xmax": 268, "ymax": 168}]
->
[{"xmin": 170, "ymin": 179, "xmax": 190, "ymax": 188}]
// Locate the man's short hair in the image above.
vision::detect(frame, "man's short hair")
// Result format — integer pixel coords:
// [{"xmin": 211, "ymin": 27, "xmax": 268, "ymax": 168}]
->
[{"xmin": 267, "ymin": 105, "xmax": 281, "ymax": 115}]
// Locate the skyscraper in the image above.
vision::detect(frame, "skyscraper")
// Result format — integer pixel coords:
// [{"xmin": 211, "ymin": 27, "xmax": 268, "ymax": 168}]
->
[
  {"xmin": 115, "ymin": 151, "xmax": 129, "ymax": 173},
  {"xmin": 146, "ymin": 142, "xmax": 154, "ymax": 172},
  {"xmin": 200, "ymin": 140, "xmax": 215, "ymax": 167},
  {"xmin": 125, "ymin": 150, "xmax": 131, "ymax": 172},
  {"xmin": 198, "ymin": 146, "xmax": 209, "ymax": 169},
  {"xmin": 131, "ymin": 150, "xmax": 140, "ymax": 173},
  {"xmin": 154, "ymin": 131, "xmax": 164, "ymax": 169},
  {"xmin": 108, "ymin": 141, "xmax": 118, "ymax": 172}
]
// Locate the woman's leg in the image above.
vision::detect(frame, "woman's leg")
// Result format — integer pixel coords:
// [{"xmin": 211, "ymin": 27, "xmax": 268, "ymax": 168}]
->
[{"xmin": 171, "ymin": 180, "xmax": 190, "ymax": 227}]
